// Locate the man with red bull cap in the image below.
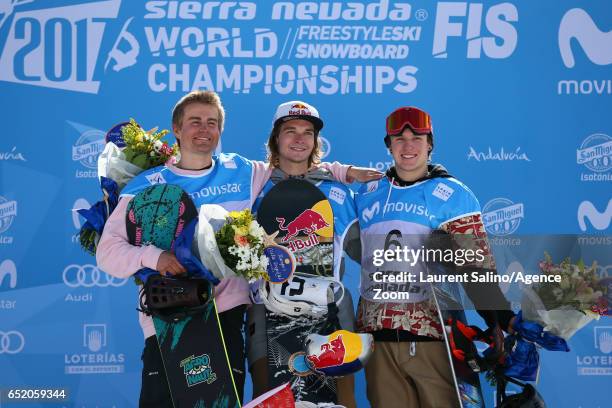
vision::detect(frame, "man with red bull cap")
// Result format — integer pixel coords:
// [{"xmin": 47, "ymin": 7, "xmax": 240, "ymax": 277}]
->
[
  {"xmin": 247, "ymin": 100, "xmax": 361, "ymax": 407},
  {"xmin": 354, "ymin": 106, "xmax": 516, "ymax": 407}
]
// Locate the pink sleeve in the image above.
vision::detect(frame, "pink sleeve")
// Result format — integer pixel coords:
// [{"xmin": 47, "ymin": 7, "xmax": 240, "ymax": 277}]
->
[
  {"xmin": 320, "ymin": 161, "xmax": 351, "ymax": 183},
  {"xmin": 96, "ymin": 197, "xmax": 164, "ymax": 278},
  {"xmin": 251, "ymin": 160, "xmax": 272, "ymax": 204}
]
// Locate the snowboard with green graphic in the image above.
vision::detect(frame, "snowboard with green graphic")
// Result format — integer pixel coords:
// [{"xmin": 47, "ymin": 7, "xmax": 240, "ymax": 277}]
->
[{"xmin": 126, "ymin": 184, "xmax": 239, "ymax": 408}]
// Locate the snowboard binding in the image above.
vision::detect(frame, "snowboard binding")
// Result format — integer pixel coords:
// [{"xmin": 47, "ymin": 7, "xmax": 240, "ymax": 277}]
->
[
  {"xmin": 495, "ymin": 373, "xmax": 547, "ymax": 408},
  {"xmin": 139, "ymin": 274, "xmax": 213, "ymax": 321},
  {"xmin": 446, "ymin": 317, "xmax": 548, "ymax": 407},
  {"xmin": 446, "ymin": 316, "xmax": 505, "ymax": 373}
]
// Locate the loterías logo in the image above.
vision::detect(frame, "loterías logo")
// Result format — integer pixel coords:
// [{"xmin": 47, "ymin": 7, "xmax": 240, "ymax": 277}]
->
[{"xmin": 0, "ymin": 0, "xmax": 134, "ymax": 94}]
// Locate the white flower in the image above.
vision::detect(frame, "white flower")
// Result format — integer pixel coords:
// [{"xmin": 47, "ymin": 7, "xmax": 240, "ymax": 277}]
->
[
  {"xmin": 260, "ymin": 255, "xmax": 269, "ymax": 270},
  {"xmin": 249, "ymin": 220, "xmax": 265, "ymax": 239},
  {"xmin": 250, "ymin": 251, "xmax": 260, "ymax": 268},
  {"xmin": 153, "ymin": 140, "xmax": 163, "ymax": 152}
]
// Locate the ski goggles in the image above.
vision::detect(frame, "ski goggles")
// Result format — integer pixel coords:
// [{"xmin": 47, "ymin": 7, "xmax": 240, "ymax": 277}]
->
[{"xmin": 386, "ymin": 107, "xmax": 432, "ymax": 136}]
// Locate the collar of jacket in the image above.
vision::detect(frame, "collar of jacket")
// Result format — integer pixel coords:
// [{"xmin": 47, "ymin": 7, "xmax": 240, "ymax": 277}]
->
[{"xmin": 270, "ymin": 166, "xmax": 335, "ymax": 184}]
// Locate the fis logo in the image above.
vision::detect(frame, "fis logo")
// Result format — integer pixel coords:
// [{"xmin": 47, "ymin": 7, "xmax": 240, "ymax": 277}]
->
[
  {"xmin": 432, "ymin": 2, "xmax": 518, "ymax": 59},
  {"xmin": 0, "ymin": 259, "xmax": 17, "ymax": 289},
  {"xmin": 0, "ymin": 0, "xmax": 139, "ymax": 94},
  {"xmin": 145, "ymin": 172, "xmax": 167, "ymax": 185},
  {"xmin": 578, "ymin": 199, "xmax": 612, "ymax": 232},
  {"xmin": 559, "ymin": 9, "xmax": 612, "ymax": 68}
]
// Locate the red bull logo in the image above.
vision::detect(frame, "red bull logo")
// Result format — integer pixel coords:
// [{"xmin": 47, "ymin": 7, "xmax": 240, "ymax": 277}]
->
[
  {"xmin": 304, "ymin": 330, "xmax": 374, "ymax": 377},
  {"xmin": 307, "ymin": 334, "xmax": 346, "ymax": 369},
  {"xmin": 276, "ymin": 209, "xmax": 329, "ymax": 243},
  {"xmin": 288, "ymin": 103, "xmax": 311, "ymax": 116}
]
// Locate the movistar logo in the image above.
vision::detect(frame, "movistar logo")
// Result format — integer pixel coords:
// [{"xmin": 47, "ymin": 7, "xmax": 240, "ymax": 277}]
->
[{"xmin": 190, "ymin": 183, "xmax": 241, "ymax": 200}]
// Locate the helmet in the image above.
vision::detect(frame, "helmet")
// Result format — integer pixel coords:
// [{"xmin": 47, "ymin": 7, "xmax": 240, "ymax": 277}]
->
[
  {"xmin": 304, "ymin": 330, "xmax": 374, "ymax": 377},
  {"xmin": 258, "ymin": 276, "xmax": 344, "ymax": 318},
  {"xmin": 384, "ymin": 106, "xmax": 434, "ymax": 150}
]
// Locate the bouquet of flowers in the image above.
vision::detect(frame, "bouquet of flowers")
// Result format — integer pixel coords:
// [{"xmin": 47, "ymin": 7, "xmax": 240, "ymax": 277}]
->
[
  {"xmin": 195, "ymin": 207, "xmax": 269, "ymax": 282},
  {"xmin": 79, "ymin": 119, "xmax": 178, "ymax": 255},
  {"xmin": 98, "ymin": 119, "xmax": 178, "ymax": 190},
  {"xmin": 521, "ymin": 253, "xmax": 608, "ymax": 340}
]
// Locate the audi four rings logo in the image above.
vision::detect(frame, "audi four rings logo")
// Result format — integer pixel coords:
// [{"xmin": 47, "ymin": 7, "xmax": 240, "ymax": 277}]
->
[
  {"xmin": 0, "ymin": 331, "xmax": 25, "ymax": 354},
  {"xmin": 63, "ymin": 264, "xmax": 128, "ymax": 287}
]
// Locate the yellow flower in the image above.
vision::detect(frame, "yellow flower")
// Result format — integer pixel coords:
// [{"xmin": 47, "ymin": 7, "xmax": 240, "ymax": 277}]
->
[{"xmin": 231, "ymin": 225, "xmax": 249, "ymax": 236}]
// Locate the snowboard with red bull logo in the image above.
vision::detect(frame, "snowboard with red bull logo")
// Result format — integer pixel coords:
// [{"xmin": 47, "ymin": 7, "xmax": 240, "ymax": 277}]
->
[
  {"xmin": 255, "ymin": 178, "xmax": 339, "ymax": 404},
  {"xmin": 257, "ymin": 178, "xmax": 334, "ymax": 277}
]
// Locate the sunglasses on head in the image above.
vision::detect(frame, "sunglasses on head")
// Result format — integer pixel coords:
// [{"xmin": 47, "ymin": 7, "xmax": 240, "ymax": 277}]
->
[{"xmin": 386, "ymin": 107, "xmax": 432, "ymax": 136}]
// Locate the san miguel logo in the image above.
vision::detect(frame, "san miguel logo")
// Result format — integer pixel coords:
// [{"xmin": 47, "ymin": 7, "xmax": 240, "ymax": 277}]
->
[
  {"xmin": 180, "ymin": 354, "xmax": 217, "ymax": 387},
  {"xmin": 275, "ymin": 201, "xmax": 332, "ymax": 253}
]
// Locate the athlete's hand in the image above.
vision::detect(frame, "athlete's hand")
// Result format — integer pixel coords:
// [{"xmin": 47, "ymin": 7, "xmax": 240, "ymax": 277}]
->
[
  {"xmin": 156, "ymin": 251, "xmax": 187, "ymax": 276},
  {"xmin": 346, "ymin": 166, "xmax": 384, "ymax": 183}
]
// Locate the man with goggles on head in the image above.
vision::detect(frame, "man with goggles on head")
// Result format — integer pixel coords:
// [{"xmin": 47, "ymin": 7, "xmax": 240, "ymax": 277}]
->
[{"xmin": 354, "ymin": 107, "xmax": 516, "ymax": 408}]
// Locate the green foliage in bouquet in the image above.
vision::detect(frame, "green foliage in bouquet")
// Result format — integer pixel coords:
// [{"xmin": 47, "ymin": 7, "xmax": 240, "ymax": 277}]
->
[{"xmin": 121, "ymin": 118, "xmax": 178, "ymax": 169}]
